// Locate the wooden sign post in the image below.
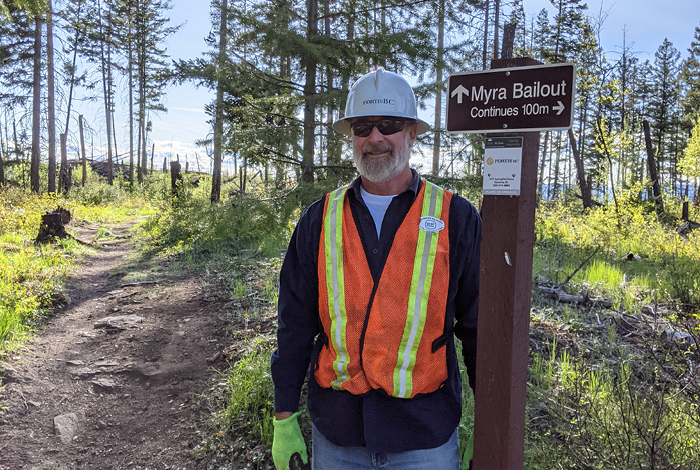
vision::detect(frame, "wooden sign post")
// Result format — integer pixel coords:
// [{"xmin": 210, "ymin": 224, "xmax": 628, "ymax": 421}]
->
[
  {"xmin": 446, "ymin": 54, "xmax": 576, "ymax": 468},
  {"xmin": 473, "ymin": 57, "xmax": 540, "ymax": 470},
  {"xmin": 445, "ymin": 54, "xmax": 577, "ymax": 469},
  {"xmin": 474, "ymin": 66, "xmax": 541, "ymax": 470}
]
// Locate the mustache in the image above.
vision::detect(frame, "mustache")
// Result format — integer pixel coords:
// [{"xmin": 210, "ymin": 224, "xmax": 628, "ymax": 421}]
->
[{"xmin": 361, "ymin": 142, "xmax": 393, "ymax": 156}]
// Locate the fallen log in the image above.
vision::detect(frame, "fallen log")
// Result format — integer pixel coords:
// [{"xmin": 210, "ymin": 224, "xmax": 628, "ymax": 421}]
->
[{"xmin": 536, "ymin": 285, "xmax": 612, "ymax": 308}]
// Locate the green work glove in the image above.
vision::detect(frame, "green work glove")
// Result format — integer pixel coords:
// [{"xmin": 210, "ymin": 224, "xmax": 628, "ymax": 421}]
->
[
  {"xmin": 272, "ymin": 412, "xmax": 309, "ymax": 470},
  {"xmin": 461, "ymin": 432, "xmax": 474, "ymax": 470}
]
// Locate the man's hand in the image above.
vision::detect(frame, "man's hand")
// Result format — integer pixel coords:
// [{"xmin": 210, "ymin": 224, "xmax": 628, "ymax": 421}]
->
[{"xmin": 272, "ymin": 412, "xmax": 308, "ymax": 470}]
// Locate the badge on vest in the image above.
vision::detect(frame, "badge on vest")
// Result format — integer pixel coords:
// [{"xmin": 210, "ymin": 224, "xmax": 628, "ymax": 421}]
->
[{"xmin": 419, "ymin": 216, "xmax": 445, "ymax": 232}]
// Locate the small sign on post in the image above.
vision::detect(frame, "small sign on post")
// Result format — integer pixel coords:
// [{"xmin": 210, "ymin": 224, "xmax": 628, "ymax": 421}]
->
[{"xmin": 483, "ymin": 137, "xmax": 523, "ymax": 196}]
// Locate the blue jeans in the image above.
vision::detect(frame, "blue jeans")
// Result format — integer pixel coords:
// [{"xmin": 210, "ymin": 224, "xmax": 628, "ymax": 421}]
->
[{"xmin": 311, "ymin": 424, "xmax": 460, "ymax": 470}]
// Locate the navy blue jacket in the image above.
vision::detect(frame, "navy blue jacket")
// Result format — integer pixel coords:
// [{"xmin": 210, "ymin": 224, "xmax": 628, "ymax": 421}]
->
[{"xmin": 271, "ymin": 171, "xmax": 481, "ymax": 453}]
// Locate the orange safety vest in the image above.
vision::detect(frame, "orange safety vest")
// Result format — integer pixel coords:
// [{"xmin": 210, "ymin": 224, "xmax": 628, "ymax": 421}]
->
[{"xmin": 316, "ymin": 181, "xmax": 452, "ymax": 399}]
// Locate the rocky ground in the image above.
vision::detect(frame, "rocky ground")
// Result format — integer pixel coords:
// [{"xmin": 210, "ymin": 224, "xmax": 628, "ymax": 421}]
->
[{"xmin": 0, "ymin": 221, "xmax": 232, "ymax": 469}]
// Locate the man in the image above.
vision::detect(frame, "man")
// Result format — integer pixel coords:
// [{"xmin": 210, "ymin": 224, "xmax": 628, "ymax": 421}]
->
[{"xmin": 271, "ymin": 67, "xmax": 480, "ymax": 470}]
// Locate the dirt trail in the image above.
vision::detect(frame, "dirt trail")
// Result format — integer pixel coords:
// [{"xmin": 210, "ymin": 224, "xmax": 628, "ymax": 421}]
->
[{"xmin": 0, "ymin": 221, "xmax": 228, "ymax": 469}]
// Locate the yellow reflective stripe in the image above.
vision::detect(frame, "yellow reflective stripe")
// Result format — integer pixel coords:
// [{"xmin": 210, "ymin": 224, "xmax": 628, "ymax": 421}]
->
[
  {"xmin": 324, "ymin": 187, "xmax": 350, "ymax": 389},
  {"xmin": 394, "ymin": 182, "xmax": 444, "ymax": 398}
]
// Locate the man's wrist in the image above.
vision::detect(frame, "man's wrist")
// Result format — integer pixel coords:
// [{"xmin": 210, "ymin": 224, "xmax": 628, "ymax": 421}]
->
[{"xmin": 275, "ymin": 411, "xmax": 294, "ymax": 420}]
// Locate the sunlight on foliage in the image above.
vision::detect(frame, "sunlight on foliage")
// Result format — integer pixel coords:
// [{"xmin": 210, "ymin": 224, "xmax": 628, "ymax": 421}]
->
[
  {"xmin": 0, "ymin": 186, "xmax": 155, "ymax": 359},
  {"xmin": 224, "ymin": 340, "xmax": 276, "ymax": 448},
  {"xmin": 536, "ymin": 197, "xmax": 700, "ymax": 310}
]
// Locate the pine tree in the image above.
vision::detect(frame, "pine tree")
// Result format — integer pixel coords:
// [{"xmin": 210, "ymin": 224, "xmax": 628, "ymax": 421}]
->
[
  {"xmin": 648, "ymin": 38, "xmax": 682, "ymax": 186},
  {"xmin": 30, "ymin": 13, "xmax": 41, "ymax": 192},
  {"xmin": 56, "ymin": 0, "xmax": 91, "ymax": 174},
  {"xmin": 532, "ymin": 9, "xmax": 551, "ymax": 63},
  {"xmin": 678, "ymin": 119, "xmax": 700, "ymax": 187},
  {"xmin": 46, "ymin": 0, "xmax": 56, "ymax": 192},
  {"xmin": 680, "ymin": 24, "xmax": 700, "ymax": 132},
  {"xmin": 132, "ymin": 0, "xmax": 178, "ymax": 184},
  {"xmin": 546, "ymin": 0, "xmax": 587, "ymax": 63},
  {"xmin": 212, "ymin": 0, "xmax": 226, "ymax": 202}
]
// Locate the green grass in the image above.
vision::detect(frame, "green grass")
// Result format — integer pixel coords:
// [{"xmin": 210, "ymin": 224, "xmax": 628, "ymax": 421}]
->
[
  {"xmin": 0, "ymin": 245, "xmax": 72, "ymax": 355},
  {"xmin": 224, "ymin": 339, "xmax": 276, "ymax": 448},
  {"xmin": 0, "ymin": 185, "xmax": 156, "ymax": 360},
  {"xmin": 527, "ymin": 196, "xmax": 700, "ymax": 467},
  {"xmin": 536, "ymin": 197, "xmax": 700, "ymax": 311},
  {"xmin": 525, "ymin": 345, "xmax": 700, "ymax": 470}
]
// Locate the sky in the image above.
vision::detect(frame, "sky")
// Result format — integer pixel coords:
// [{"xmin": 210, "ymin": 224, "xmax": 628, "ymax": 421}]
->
[{"xmin": 108, "ymin": 0, "xmax": 700, "ymax": 173}]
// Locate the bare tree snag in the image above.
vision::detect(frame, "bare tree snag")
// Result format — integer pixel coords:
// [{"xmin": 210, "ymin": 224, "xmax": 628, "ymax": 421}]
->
[
  {"xmin": 170, "ymin": 161, "xmax": 182, "ymax": 198},
  {"xmin": 79, "ymin": 115, "xmax": 87, "ymax": 187},
  {"xmin": 643, "ymin": 119, "xmax": 664, "ymax": 217},
  {"xmin": 568, "ymin": 128, "xmax": 592, "ymax": 210}
]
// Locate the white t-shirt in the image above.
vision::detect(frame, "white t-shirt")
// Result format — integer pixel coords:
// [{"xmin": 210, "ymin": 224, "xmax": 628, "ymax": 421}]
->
[{"xmin": 360, "ymin": 186, "xmax": 397, "ymax": 238}]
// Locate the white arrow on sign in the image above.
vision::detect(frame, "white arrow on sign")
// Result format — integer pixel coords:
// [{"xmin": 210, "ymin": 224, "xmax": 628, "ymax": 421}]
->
[
  {"xmin": 451, "ymin": 85, "xmax": 469, "ymax": 104},
  {"xmin": 553, "ymin": 101, "xmax": 565, "ymax": 115}
]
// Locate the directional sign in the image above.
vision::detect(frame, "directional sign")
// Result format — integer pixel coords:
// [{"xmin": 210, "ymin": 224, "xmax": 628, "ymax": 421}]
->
[{"xmin": 446, "ymin": 63, "xmax": 576, "ymax": 134}]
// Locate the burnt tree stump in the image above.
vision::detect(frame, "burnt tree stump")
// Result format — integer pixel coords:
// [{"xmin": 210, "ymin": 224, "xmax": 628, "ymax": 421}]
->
[
  {"xmin": 35, "ymin": 208, "xmax": 71, "ymax": 243},
  {"xmin": 171, "ymin": 161, "xmax": 183, "ymax": 198}
]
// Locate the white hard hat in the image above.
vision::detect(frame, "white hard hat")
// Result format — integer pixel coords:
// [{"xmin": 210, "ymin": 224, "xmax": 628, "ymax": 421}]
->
[{"xmin": 332, "ymin": 67, "xmax": 431, "ymax": 135}]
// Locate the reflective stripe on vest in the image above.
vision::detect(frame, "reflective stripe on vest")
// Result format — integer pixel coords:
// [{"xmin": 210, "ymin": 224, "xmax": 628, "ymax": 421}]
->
[
  {"xmin": 394, "ymin": 182, "xmax": 444, "ymax": 398},
  {"xmin": 317, "ymin": 181, "xmax": 451, "ymax": 398},
  {"xmin": 324, "ymin": 186, "xmax": 350, "ymax": 389}
]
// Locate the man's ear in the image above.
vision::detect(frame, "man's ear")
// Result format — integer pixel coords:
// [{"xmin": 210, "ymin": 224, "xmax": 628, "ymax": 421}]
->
[{"xmin": 408, "ymin": 124, "xmax": 418, "ymax": 145}]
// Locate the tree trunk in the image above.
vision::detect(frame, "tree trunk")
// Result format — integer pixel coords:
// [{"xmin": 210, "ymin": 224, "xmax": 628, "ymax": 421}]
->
[
  {"xmin": 432, "ymin": 0, "xmax": 444, "ymax": 176},
  {"xmin": 13, "ymin": 112, "xmax": 26, "ymax": 188},
  {"xmin": 79, "ymin": 115, "xmax": 87, "ymax": 186},
  {"xmin": 128, "ymin": 16, "xmax": 134, "ymax": 184},
  {"xmin": 138, "ymin": 4, "xmax": 148, "ymax": 184},
  {"xmin": 552, "ymin": 133, "xmax": 561, "ymax": 199},
  {"xmin": 595, "ymin": 119, "xmax": 620, "ymax": 224},
  {"xmin": 643, "ymin": 118, "xmax": 664, "ymax": 217},
  {"xmin": 99, "ymin": 1, "xmax": 113, "ymax": 185},
  {"xmin": 568, "ymin": 128, "xmax": 592, "ymax": 210},
  {"xmin": 112, "ymin": 107, "xmax": 119, "ymax": 168},
  {"xmin": 211, "ymin": 0, "xmax": 227, "ymax": 203},
  {"xmin": 30, "ymin": 16, "xmax": 42, "ymax": 194},
  {"xmin": 47, "ymin": 0, "xmax": 56, "ymax": 193},
  {"xmin": 302, "ymin": 0, "xmax": 318, "ymax": 183},
  {"xmin": 63, "ymin": 1, "xmax": 82, "ymax": 140},
  {"xmin": 136, "ymin": 108, "xmax": 143, "ymax": 182},
  {"xmin": 0, "ymin": 121, "xmax": 5, "ymax": 186},
  {"xmin": 170, "ymin": 161, "xmax": 182, "ymax": 198},
  {"xmin": 107, "ymin": 10, "xmax": 114, "ymax": 183},
  {"xmin": 482, "ymin": 0, "xmax": 489, "ymax": 69},
  {"xmin": 493, "ymin": 0, "xmax": 500, "ymax": 60},
  {"xmin": 324, "ymin": 0, "xmax": 340, "ymax": 171},
  {"xmin": 141, "ymin": 109, "xmax": 148, "ymax": 177},
  {"xmin": 59, "ymin": 133, "xmax": 69, "ymax": 192},
  {"xmin": 538, "ymin": 131, "xmax": 549, "ymax": 199}
]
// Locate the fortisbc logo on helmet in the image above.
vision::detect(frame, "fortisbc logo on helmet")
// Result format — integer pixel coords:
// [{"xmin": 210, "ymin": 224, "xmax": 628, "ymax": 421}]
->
[{"xmin": 362, "ymin": 98, "xmax": 395, "ymax": 106}]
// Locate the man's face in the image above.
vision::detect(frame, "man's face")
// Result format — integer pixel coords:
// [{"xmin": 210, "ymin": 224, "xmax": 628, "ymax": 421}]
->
[{"xmin": 351, "ymin": 117, "xmax": 417, "ymax": 183}]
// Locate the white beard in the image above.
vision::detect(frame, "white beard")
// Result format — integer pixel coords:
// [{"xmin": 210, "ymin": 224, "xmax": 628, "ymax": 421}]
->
[{"xmin": 353, "ymin": 132, "xmax": 412, "ymax": 183}]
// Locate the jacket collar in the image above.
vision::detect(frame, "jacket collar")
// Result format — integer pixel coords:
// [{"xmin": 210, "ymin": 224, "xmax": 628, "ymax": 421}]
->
[{"xmin": 349, "ymin": 169, "xmax": 421, "ymax": 202}]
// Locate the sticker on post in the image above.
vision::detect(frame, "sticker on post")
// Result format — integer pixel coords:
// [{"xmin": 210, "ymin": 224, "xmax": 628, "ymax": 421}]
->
[{"xmin": 483, "ymin": 137, "xmax": 524, "ymax": 196}]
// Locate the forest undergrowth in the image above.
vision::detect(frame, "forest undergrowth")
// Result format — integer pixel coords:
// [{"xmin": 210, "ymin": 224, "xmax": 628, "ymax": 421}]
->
[
  {"xmin": 2, "ymin": 172, "xmax": 700, "ymax": 469},
  {"xmin": 144, "ymin": 177, "xmax": 700, "ymax": 470}
]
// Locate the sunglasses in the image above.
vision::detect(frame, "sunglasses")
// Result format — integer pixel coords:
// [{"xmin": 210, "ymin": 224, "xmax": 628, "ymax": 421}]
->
[{"xmin": 350, "ymin": 118, "xmax": 408, "ymax": 137}]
